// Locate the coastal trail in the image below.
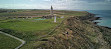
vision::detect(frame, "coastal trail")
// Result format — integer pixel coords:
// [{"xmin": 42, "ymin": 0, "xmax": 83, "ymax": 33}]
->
[{"xmin": 0, "ymin": 31, "xmax": 26, "ymax": 49}]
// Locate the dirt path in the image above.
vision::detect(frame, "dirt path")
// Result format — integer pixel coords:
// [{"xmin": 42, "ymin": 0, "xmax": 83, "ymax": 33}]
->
[{"xmin": 0, "ymin": 31, "xmax": 26, "ymax": 49}]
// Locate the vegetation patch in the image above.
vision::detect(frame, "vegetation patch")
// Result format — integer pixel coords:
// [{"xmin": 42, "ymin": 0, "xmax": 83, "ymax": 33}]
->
[
  {"xmin": 0, "ymin": 33, "xmax": 21, "ymax": 49},
  {"xmin": 0, "ymin": 10, "xmax": 93, "ymax": 49}
]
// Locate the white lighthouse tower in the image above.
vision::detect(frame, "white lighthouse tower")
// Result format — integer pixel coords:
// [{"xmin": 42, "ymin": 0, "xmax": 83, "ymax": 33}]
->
[
  {"xmin": 50, "ymin": 6, "xmax": 53, "ymax": 16},
  {"xmin": 50, "ymin": 6, "xmax": 56, "ymax": 22}
]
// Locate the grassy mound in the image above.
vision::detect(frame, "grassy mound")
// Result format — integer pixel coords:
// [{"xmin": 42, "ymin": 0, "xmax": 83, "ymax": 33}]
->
[{"xmin": 33, "ymin": 16, "xmax": 111, "ymax": 49}]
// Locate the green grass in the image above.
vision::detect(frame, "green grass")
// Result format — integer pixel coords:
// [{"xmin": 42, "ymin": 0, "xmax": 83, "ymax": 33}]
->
[
  {"xmin": 56, "ymin": 11, "xmax": 87, "ymax": 16},
  {"xmin": 0, "ymin": 18, "xmax": 64, "ymax": 40},
  {"xmin": 0, "ymin": 10, "xmax": 88, "ymax": 17},
  {"xmin": 0, "ymin": 19, "xmax": 55, "ymax": 31},
  {"xmin": 0, "ymin": 18, "xmax": 64, "ymax": 49},
  {"xmin": 0, "ymin": 33, "xmax": 21, "ymax": 49},
  {"xmin": 0, "ymin": 10, "xmax": 88, "ymax": 49}
]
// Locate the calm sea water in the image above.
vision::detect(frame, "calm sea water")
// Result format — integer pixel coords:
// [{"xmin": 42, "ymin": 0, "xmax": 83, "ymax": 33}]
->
[{"xmin": 87, "ymin": 10, "xmax": 111, "ymax": 27}]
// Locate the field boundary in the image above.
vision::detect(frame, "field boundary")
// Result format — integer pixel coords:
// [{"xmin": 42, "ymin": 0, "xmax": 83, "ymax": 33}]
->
[{"xmin": 0, "ymin": 31, "xmax": 26, "ymax": 49}]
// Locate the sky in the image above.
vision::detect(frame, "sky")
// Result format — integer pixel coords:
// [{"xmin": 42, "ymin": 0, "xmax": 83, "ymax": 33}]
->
[{"xmin": 0, "ymin": 0, "xmax": 111, "ymax": 10}]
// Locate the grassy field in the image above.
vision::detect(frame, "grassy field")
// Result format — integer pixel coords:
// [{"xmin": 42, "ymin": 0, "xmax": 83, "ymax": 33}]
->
[
  {"xmin": 0, "ymin": 10, "xmax": 110, "ymax": 49},
  {"xmin": 0, "ymin": 9, "xmax": 88, "ymax": 49},
  {"xmin": 0, "ymin": 18, "xmax": 63, "ymax": 49},
  {"xmin": 0, "ymin": 17, "xmax": 65, "ymax": 49},
  {"xmin": 0, "ymin": 18, "xmax": 64, "ymax": 40},
  {"xmin": 0, "ymin": 33, "xmax": 21, "ymax": 49},
  {"xmin": 0, "ymin": 9, "xmax": 87, "ymax": 17}
]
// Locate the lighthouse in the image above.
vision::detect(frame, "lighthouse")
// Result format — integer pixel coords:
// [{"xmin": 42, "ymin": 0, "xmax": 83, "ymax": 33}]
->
[
  {"xmin": 50, "ymin": 6, "xmax": 56, "ymax": 22},
  {"xmin": 50, "ymin": 6, "xmax": 54, "ymax": 16}
]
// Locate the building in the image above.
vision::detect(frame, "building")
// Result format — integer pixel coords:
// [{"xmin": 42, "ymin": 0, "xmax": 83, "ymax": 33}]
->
[
  {"xmin": 8, "ymin": 6, "xmax": 55, "ymax": 19},
  {"xmin": 42, "ymin": 6, "xmax": 54, "ymax": 19}
]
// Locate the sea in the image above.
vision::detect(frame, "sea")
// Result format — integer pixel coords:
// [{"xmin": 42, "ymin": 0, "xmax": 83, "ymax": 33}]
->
[{"xmin": 86, "ymin": 10, "xmax": 111, "ymax": 28}]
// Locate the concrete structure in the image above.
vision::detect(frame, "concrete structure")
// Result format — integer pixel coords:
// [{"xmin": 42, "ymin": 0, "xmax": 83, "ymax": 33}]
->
[
  {"xmin": 54, "ymin": 16, "xmax": 56, "ymax": 22},
  {"xmin": 61, "ymin": 16, "xmax": 64, "ymax": 18}
]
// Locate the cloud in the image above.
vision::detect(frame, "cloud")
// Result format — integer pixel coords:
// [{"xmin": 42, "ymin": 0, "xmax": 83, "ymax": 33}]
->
[
  {"xmin": 50, "ymin": 0, "xmax": 111, "ymax": 10},
  {"xmin": 44, "ymin": 0, "xmax": 51, "ymax": 1},
  {"xmin": 0, "ymin": 0, "xmax": 111, "ymax": 10},
  {"xmin": 105, "ymin": 0, "xmax": 111, "ymax": 2},
  {"xmin": 4, "ymin": 3, "xmax": 51, "ymax": 9}
]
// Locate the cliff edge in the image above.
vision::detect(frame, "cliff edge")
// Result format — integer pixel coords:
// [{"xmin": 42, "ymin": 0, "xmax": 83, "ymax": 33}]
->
[{"xmin": 33, "ymin": 13, "xmax": 111, "ymax": 49}]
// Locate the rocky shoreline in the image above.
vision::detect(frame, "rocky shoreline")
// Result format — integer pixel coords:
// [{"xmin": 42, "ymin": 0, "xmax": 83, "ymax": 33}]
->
[{"xmin": 89, "ymin": 13, "xmax": 111, "ymax": 29}]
